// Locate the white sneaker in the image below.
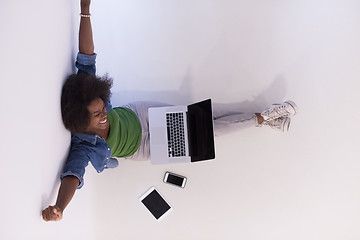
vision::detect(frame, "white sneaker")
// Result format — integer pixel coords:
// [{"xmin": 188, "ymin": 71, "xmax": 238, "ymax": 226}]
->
[
  {"xmin": 261, "ymin": 100, "xmax": 298, "ymax": 121},
  {"xmin": 258, "ymin": 117, "xmax": 291, "ymax": 132}
]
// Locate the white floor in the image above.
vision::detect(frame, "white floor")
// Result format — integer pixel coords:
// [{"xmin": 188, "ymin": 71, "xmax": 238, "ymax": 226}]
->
[{"xmin": 1, "ymin": 0, "xmax": 360, "ymax": 239}]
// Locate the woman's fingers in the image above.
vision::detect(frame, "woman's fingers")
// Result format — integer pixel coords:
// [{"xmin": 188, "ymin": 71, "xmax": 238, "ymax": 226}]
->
[{"xmin": 42, "ymin": 205, "xmax": 63, "ymax": 222}]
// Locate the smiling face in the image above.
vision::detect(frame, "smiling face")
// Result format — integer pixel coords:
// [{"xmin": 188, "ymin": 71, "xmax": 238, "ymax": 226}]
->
[{"xmin": 85, "ymin": 97, "xmax": 109, "ymax": 134}]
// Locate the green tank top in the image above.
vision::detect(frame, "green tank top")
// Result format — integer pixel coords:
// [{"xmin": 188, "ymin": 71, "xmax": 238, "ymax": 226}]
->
[{"xmin": 106, "ymin": 107, "xmax": 142, "ymax": 158}]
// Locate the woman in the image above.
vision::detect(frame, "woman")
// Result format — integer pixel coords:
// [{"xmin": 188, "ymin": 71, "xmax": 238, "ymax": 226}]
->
[{"xmin": 42, "ymin": 0, "xmax": 298, "ymax": 222}]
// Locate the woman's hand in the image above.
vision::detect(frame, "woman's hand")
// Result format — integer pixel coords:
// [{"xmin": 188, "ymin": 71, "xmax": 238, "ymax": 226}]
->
[{"xmin": 42, "ymin": 205, "xmax": 63, "ymax": 222}]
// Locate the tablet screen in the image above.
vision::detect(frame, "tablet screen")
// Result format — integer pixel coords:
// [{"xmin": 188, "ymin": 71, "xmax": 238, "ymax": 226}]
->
[{"xmin": 141, "ymin": 188, "xmax": 171, "ymax": 220}]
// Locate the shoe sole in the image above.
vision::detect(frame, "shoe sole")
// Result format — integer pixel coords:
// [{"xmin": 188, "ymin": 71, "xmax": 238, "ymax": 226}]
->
[{"xmin": 284, "ymin": 100, "xmax": 299, "ymax": 116}]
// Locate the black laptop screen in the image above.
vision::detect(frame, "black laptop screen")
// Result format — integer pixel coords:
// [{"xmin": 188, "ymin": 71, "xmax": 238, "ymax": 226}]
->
[{"xmin": 187, "ymin": 99, "xmax": 215, "ymax": 162}]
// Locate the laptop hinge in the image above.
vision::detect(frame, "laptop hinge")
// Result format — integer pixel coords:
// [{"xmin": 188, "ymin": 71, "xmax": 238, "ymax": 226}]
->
[{"xmin": 186, "ymin": 111, "xmax": 193, "ymax": 159}]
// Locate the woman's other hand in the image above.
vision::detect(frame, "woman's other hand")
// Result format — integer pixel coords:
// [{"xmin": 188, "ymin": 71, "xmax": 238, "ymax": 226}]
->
[{"xmin": 42, "ymin": 205, "xmax": 63, "ymax": 222}]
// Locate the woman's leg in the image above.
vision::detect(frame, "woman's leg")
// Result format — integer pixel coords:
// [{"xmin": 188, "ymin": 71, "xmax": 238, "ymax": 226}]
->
[
  {"xmin": 122, "ymin": 100, "xmax": 298, "ymax": 160},
  {"xmin": 213, "ymin": 100, "xmax": 298, "ymax": 135},
  {"xmin": 212, "ymin": 106, "xmax": 260, "ymax": 136}
]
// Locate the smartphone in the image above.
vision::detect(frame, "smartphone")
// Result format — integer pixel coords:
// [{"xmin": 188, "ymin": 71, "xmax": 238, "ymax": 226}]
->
[{"xmin": 163, "ymin": 172, "xmax": 187, "ymax": 188}]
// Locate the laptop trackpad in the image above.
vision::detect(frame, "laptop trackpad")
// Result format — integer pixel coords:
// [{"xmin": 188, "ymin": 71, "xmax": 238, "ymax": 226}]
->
[{"xmin": 150, "ymin": 127, "xmax": 167, "ymax": 145}]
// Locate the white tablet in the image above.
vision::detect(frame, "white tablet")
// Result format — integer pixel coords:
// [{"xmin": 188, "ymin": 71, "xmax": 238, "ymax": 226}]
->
[{"xmin": 139, "ymin": 187, "xmax": 172, "ymax": 221}]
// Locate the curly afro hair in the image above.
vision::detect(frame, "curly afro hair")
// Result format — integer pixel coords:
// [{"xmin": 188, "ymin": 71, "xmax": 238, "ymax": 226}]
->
[{"xmin": 61, "ymin": 73, "xmax": 113, "ymax": 133}]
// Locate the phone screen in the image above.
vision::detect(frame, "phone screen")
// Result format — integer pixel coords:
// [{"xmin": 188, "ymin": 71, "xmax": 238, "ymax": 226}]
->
[{"xmin": 166, "ymin": 174, "xmax": 185, "ymax": 186}]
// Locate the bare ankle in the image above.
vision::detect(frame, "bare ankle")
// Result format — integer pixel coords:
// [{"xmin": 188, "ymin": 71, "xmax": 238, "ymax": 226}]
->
[{"xmin": 255, "ymin": 113, "xmax": 264, "ymax": 124}]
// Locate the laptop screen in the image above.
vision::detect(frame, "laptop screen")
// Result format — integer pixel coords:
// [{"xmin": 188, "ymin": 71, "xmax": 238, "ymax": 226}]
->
[{"xmin": 187, "ymin": 99, "xmax": 215, "ymax": 162}]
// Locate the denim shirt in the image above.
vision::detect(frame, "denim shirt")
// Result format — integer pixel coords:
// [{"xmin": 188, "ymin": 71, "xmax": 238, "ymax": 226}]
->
[{"xmin": 60, "ymin": 52, "xmax": 113, "ymax": 189}]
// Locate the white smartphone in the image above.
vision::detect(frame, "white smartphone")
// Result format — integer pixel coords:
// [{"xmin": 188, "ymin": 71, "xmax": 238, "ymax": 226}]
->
[{"xmin": 163, "ymin": 172, "xmax": 187, "ymax": 188}]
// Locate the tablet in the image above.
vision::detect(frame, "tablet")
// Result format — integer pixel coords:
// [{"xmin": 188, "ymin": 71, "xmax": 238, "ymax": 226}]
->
[{"xmin": 139, "ymin": 187, "xmax": 172, "ymax": 221}]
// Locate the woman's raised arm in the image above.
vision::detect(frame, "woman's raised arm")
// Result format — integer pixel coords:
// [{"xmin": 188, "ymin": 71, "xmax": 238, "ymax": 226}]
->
[{"xmin": 79, "ymin": 0, "xmax": 94, "ymax": 55}]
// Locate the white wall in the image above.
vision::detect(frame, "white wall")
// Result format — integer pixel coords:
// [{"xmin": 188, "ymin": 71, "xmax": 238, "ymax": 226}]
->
[
  {"xmin": 0, "ymin": 0, "xmax": 97, "ymax": 239},
  {"xmin": 1, "ymin": 0, "xmax": 360, "ymax": 239}
]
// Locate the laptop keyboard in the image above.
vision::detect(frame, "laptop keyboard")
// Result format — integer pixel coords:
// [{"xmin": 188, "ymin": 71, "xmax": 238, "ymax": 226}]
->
[{"xmin": 166, "ymin": 112, "xmax": 186, "ymax": 157}]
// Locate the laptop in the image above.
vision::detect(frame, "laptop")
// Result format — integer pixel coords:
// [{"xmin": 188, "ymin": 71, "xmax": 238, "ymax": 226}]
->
[{"xmin": 148, "ymin": 99, "xmax": 215, "ymax": 164}]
